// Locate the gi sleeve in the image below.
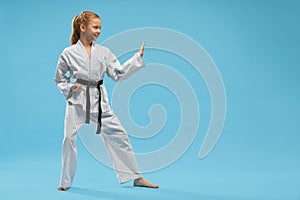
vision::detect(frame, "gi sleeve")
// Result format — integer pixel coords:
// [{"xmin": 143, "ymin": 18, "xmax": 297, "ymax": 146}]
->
[
  {"xmin": 105, "ymin": 50, "xmax": 145, "ymax": 82},
  {"xmin": 54, "ymin": 52, "xmax": 73, "ymax": 100}
]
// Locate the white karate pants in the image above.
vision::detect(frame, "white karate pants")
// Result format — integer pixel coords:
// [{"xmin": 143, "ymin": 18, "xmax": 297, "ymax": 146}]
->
[{"xmin": 59, "ymin": 103, "xmax": 142, "ymax": 188}]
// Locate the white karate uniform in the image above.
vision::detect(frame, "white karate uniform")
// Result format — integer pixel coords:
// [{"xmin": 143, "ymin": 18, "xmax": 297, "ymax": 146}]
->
[{"xmin": 54, "ymin": 40, "xmax": 144, "ymax": 188}]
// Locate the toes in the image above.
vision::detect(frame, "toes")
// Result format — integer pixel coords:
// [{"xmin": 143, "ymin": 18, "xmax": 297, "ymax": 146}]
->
[
  {"xmin": 133, "ymin": 178, "xmax": 159, "ymax": 189},
  {"xmin": 57, "ymin": 187, "xmax": 69, "ymax": 191}
]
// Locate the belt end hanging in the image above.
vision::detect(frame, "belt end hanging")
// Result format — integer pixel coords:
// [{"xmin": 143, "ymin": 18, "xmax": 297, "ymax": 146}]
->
[{"xmin": 96, "ymin": 122, "xmax": 101, "ymax": 134}]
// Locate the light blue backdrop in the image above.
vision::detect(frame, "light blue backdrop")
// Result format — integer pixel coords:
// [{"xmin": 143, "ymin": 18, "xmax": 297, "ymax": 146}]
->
[{"xmin": 1, "ymin": 0, "xmax": 299, "ymax": 200}]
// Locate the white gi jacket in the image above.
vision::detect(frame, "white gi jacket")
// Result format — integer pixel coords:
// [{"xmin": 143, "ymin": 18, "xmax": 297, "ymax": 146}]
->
[{"xmin": 55, "ymin": 40, "xmax": 145, "ymax": 114}]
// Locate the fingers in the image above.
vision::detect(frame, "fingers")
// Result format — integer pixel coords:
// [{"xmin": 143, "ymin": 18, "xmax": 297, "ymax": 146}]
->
[
  {"xmin": 71, "ymin": 83, "xmax": 83, "ymax": 93},
  {"xmin": 139, "ymin": 41, "xmax": 146, "ymax": 57},
  {"xmin": 140, "ymin": 41, "xmax": 146, "ymax": 50}
]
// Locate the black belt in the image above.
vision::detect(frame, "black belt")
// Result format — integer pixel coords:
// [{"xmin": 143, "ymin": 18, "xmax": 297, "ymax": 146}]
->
[{"xmin": 76, "ymin": 79, "xmax": 103, "ymax": 134}]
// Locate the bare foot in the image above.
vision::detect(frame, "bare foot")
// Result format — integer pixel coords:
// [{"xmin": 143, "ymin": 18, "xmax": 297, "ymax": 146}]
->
[
  {"xmin": 57, "ymin": 187, "xmax": 70, "ymax": 191},
  {"xmin": 133, "ymin": 177, "xmax": 159, "ymax": 189}
]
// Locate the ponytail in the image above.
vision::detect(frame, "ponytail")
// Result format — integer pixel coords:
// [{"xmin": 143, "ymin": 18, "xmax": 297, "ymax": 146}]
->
[
  {"xmin": 70, "ymin": 11, "xmax": 101, "ymax": 45},
  {"xmin": 70, "ymin": 15, "xmax": 80, "ymax": 45}
]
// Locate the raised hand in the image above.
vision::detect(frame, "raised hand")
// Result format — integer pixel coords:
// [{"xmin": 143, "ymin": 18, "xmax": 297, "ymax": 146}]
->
[{"xmin": 139, "ymin": 41, "xmax": 146, "ymax": 57}]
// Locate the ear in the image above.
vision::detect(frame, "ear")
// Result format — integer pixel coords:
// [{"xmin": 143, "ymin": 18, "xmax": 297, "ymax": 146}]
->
[{"xmin": 80, "ymin": 24, "xmax": 86, "ymax": 32}]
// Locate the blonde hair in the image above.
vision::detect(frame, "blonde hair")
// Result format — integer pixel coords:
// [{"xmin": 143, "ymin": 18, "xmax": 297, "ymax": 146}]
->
[{"xmin": 70, "ymin": 11, "xmax": 100, "ymax": 45}]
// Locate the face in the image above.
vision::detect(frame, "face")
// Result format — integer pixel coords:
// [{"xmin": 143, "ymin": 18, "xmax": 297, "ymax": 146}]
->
[{"xmin": 80, "ymin": 17, "xmax": 102, "ymax": 42}]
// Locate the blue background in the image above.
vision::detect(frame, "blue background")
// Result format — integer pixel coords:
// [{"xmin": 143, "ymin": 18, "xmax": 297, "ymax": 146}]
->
[{"xmin": 1, "ymin": 0, "xmax": 299, "ymax": 199}]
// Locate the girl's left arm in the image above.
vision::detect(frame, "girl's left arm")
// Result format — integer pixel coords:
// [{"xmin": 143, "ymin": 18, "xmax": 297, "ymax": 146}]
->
[{"xmin": 105, "ymin": 42, "xmax": 146, "ymax": 82}]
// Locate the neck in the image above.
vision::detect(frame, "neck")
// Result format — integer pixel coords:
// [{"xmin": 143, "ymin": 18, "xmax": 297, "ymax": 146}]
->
[{"xmin": 80, "ymin": 38, "xmax": 93, "ymax": 47}]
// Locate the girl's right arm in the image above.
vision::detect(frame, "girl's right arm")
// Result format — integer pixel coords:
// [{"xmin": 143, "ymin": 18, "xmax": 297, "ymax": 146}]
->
[{"xmin": 54, "ymin": 52, "xmax": 74, "ymax": 100}]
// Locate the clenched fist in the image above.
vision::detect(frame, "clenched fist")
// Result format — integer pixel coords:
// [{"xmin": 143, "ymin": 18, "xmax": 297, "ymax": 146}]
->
[{"xmin": 71, "ymin": 83, "xmax": 83, "ymax": 93}]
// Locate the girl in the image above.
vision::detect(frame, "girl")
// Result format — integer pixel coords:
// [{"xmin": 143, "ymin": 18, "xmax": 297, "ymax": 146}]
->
[{"xmin": 54, "ymin": 11, "xmax": 158, "ymax": 191}]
